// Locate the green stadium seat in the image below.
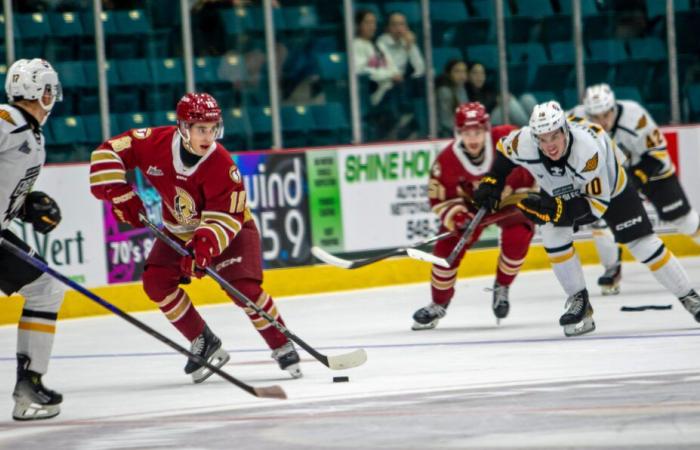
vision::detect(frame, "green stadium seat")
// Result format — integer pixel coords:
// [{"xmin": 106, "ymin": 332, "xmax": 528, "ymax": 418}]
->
[
  {"xmin": 309, "ymin": 102, "xmax": 350, "ymax": 145},
  {"xmin": 645, "ymin": 102, "xmax": 670, "ymax": 125},
  {"xmin": 221, "ymin": 107, "xmax": 251, "ymax": 151},
  {"xmin": 149, "ymin": 58, "xmax": 185, "ymax": 86},
  {"xmin": 117, "ymin": 112, "xmax": 152, "ymax": 131},
  {"xmin": 48, "ymin": 11, "xmax": 85, "ymax": 37},
  {"xmin": 384, "ymin": 2, "xmax": 421, "ymax": 24},
  {"xmin": 281, "ymin": 105, "xmax": 315, "ymax": 148},
  {"xmin": 539, "ymin": 14, "xmax": 573, "ymax": 43},
  {"xmin": 15, "ymin": 13, "xmax": 52, "ymax": 39},
  {"xmin": 588, "ymin": 39, "xmax": 628, "ymax": 63},
  {"xmin": 50, "ymin": 115, "xmax": 88, "ymax": 146},
  {"xmin": 559, "ymin": 0, "xmax": 600, "ymax": 17},
  {"xmin": 112, "ymin": 10, "xmax": 152, "ymax": 36},
  {"xmin": 614, "ymin": 86, "xmax": 643, "ymax": 103},
  {"xmin": 548, "ymin": 41, "xmax": 576, "ymax": 63},
  {"xmin": 628, "ymin": 37, "xmax": 666, "ymax": 62},
  {"xmin": 686, "ymin": 84, "xmax": 700, "ymax": 121},
  {"xmin": 613, "ymin": 59, "xmax": 653, "ymax": 92},
  {"xmin": 282, "ymin": 5, "xmax": 319, "ymax": 31},
  {"xmin": 466, "ymin": 44, "xmax": 499, "ymax": 69},
  {"xmin": 585, "ymin": 61, "xmax": 613, "ymax": 85},
  {"xmin": 510, "ymin": 43, "xmax": 548, "ymax": 64},
  {"xmin": 432, "ymin": 47, "xmax": 463, "ymax": 73},
  {"xmin": 513, "ymin": 0, "xmax": 555, "ymax": 17},
  {"xmin": 247, "ymin": 106, "xmax": 273, "ymax": 149},
  {"xmin": 529, "ymin": 63, "xmax": 574, "ymax": 92},
  {"xmin": 151, "ymin": 110, "xmax": 178, "ymax": 126}
]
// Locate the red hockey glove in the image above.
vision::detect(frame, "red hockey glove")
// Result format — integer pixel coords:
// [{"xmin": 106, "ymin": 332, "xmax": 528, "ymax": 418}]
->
[
  {"xmin": 106, "ymin": 185, "xmax": 144, "ymax": 228},
  {"xmin": 180, "ymin": 233, "xmax": 216, "ymax": 279}
]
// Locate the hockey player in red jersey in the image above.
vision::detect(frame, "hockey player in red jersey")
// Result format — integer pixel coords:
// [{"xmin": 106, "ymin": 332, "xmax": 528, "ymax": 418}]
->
[
  {"xmin": 412, "ymin": 102, "xmax": 536, "ymax": 330},
  {"xmin": 89, "ymin": 93, "xmax": 301, "ymax": 382}
]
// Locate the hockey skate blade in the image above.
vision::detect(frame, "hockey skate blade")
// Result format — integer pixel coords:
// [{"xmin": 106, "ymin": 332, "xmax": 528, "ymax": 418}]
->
[
  {"xmin": 563, "ymin": 319, "xmax": 596, "ymax": 337},
  {"xmin": 253, "ymin": 385, "xmax": 287, "ymax": 400},
  {"xmin": 405, "ymin": 249, "xmax": 450, "ymax": 268},
  {"xmin": 600, "ymin": 285, "xmax": 620, "ymax": 296},
  {"xmin": 12, "ymin": 400, "xmax": 60, "ymax": 421},
  {"xmin": 311, "ymin": 246, "xmax": 353, "ymax": 269},
  {"xmin": 412, "ymin": 320, "xmax": 438, "ymax": 330},
  {"xmin": 191, "ymin": 350, "xmax": 231, "ymax": 384},
  {"xmin": 326, "ymin": 349, "xmax": 367, "ymax": 370}
]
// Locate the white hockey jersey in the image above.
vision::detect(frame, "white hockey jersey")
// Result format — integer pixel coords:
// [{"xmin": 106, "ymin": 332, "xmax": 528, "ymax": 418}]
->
[
  {"xmin": 496, "ymin": 118, "xmax": 628, "ymax": 220},
  {"xmin": 0, "ymin": 104, "xmax": 46, "ymax": 230},
  {"xmin": 568, "ymin": 100, "xmax": 673, "ymax": 180}
]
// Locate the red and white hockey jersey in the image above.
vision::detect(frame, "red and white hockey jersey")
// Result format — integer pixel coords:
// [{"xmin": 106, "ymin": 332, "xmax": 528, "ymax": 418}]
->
[
  {"xmin": 429, "ymin": 125, "xmax": 535, "ymax": 230},
  {"xmin": 89, "ymin": 126, "xmax": 250, "ymax": 255}
]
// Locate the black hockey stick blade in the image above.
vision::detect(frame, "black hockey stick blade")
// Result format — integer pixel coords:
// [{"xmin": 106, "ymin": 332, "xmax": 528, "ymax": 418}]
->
[
  {"xmin": 311, "ymin": 231, "xmax": 454, "ymax": 270},
  {"xmin": 621, "ymin": 304, "xmax": 673, "ymax": 312},
  {"xmin": 0, "ymin": 237, "xmax": 285, "ymax": 400},
  {"xmin": 141, "ymin": 216, "xmax": 368, "ymax": 371}
]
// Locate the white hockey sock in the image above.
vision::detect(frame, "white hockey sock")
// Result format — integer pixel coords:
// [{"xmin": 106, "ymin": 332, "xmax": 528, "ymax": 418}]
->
[
  {"xmin": 628, "ymin": 235, "xmax": 692, "ymax": 298},
  {"xmin": 547, "ymin": 245, "xmax": 586, "ymax": 297},
  {"xmin": 592, "ymin": 227, "xmax": 619, "ymax": 269},
  {"xmin": 16, "ymin": 273, "xmax": 64, "ymax": 374}
]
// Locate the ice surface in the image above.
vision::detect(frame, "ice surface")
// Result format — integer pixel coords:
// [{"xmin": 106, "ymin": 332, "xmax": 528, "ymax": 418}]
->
[{"xmin": 1, "ymin": 257, "xmax": 699, "ymax": 449}]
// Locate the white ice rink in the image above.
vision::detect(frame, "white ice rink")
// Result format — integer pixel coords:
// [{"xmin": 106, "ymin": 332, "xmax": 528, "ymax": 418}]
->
[{"xmin": 1, "ymin": 257, "xmax": 700, "ymax": 449}]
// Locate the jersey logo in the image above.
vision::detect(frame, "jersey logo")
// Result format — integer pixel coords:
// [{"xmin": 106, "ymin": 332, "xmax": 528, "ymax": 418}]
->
[
  {"xmin": 548, "ymin": 166, "xmax": 565, "ymax": 176},
  {"xmin": 635, "ymin": 114, "xmax": 647, "ymax": 130},
  {"xmin": 229, "ymin": 166, "xmax": 241, "ymax": 183},
  {"xmin": 132, "ymin": 128, "xmax": 152, "ymax": 140},
  {"xmin": 17, "ymin": 140, "xmax": 31, "ymax": 154},
  {"xmin": 582, "ymin": 153, "xmax": 599, "ymax": 172},
  {"xmin": 108, "ymin": 136, "xmax": 133, "ymax": 153},
  {"xmin": 431, "ymin": 161, "xmax": 441, "ymax": 178},
  {"xmin": 147, "ymin": 165, "xmax": 163, "ymax": 176},
  {"xmin": 173, "ymin": 187, "xmax": 198, "ymax": 225},
  {"xmin": 0, "ymin": 109, "xmax": 16, "ymax": 125}
]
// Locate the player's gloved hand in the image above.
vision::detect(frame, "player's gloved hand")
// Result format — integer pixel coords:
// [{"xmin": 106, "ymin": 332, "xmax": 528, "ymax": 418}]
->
[
  {"xmin": 180, "ymin": 232, "xmax": 216, "ymax": 279},
  {"xmin": 631, "ymin": 153, "xmax": 664, "ymax": 187},
  {"xmin": 106, "ymin": 184, "xmax": 145, "ymax": 228},
  {"xmin": 20, "ymin": 191, "xmax": 61, "ymax": 234},
  {"xmin": 516, "ymin": 192, "xmax": 565, "ymax": 226},
  {"xmin": 473, "ymin": 175, "xmax": 503, "ymax": 212}
]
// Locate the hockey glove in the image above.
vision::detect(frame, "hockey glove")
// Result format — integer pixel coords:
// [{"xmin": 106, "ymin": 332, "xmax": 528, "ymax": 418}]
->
[
  {"xmin": 473, "ymin": 174, "xmax": 503, "ymax": 212},
  {"xmin": 180, "ymin": 232, "xmax": 217, "ymax": 279},
  {"xmin": 20, "ymin": 191, "xmax": 61, "ymax": 234},
  {"xmin": 517, "ymin": 193, "xmax": 566, "ymax": 226},
  {"xmin": 630, "ymin": 153, "xmax": 664, "ymax": 187},
  {"xmin": 106, "ymin": 185, "xmax": 145, "ymax": 228}
]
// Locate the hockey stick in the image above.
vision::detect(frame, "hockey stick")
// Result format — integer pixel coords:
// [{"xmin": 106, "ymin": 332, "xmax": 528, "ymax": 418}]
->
[
  {"xmin": 141, "ymin": 215, "xmax": 367, "ymax": 371},
  {"xmin": 311, "ymin": 230, "xmax": 455, "ymax": 269},
  {"xmin": 0, "ymin": 237, "xmax": 286, "ymax": 400},
  {"xmin": 406, "ymin": 207, "xmax": 489, "ymax": 268}
]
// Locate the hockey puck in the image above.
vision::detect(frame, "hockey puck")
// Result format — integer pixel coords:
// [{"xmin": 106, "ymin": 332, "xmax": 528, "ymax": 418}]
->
[
  {"xmin": 621, "ymin": 304, "xmax": 672, "ymax": 312},
  {"xmin": 333, "ymin": 376, "xmax": 349, "ymax": 383}
]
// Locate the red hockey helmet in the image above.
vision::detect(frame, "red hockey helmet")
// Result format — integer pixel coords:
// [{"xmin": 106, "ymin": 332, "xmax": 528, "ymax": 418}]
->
[
  {"xmin": 176, "ymin": 92, "xmax": 224, "ymax": 141},
  {"xmin": 454, "ymin": 102, "xmax": 490, "ymax": 131}
]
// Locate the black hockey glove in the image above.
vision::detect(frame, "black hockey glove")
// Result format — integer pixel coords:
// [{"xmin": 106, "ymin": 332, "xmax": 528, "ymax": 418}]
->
[
  {"xmin": 630, "ymin": 153, "xmax": 664, "ymax": 187},
  {"xmin": 20, "ymin": 191, "xmax": 61, "ymax": 234},
  {"xmin": 517, "ymin": 193, "xmax": 593, "ymax": 227},
  {"xmin": 473, "ymin": 174, "xmax": 503, "ymax": 212}
]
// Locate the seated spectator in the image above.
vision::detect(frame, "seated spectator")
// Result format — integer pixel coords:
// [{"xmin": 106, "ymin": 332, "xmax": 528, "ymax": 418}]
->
[
  {"xmin": 376, "ymin": 12, "xmax": 425, "ymax": 80},
  {"xmin": 466, "ymin": 61, "xmax": 533, "ymax": 126},
  {"xmin": 435, "ymin": 59, "xmax": 468, "ymax": 137},
  {"xmin": 353, "ymin": 9, "xmax": 403, "ymax": 106}
]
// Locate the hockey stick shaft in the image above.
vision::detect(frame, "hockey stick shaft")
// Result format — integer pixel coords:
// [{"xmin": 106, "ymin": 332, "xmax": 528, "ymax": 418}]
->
[
  {"xmin": 141, "ymin": 216, "xmax": 366, "ymax": 370},
  {"xmin": 444, "ymin": 207, "xmax": 488, "ymax": 267},
  {"xmin": 0, "ymin": 237, "xmax": 285, "ymax": 400}
]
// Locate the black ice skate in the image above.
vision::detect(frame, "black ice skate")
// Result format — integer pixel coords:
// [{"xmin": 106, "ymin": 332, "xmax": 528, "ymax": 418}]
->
[
  {"xmin": 679, "ymin": 290, "xmax": 700, "ymax": 323},
  {"xmin": 13, "ymin": 354, "xmax": 62, "ymax": 421},
  {"xmin": 184, "ymin": 325, "xmax": 230, "ymax": 384},
  {"xmin": 412, "ymin": 303, "xmax": 447, "ymax": 330},
  {"xmin": 491, "ymin": 283, "xmax": 510, "ymax": 325},
  {"xmin": 271, "ymin": 342, "xmax": 302, "ymax": 378},
  {"xmin": 598, "ymin": 249, "xmax": 622, "ymax": 295},
  {"xmin": 560, "ymin": 289, "xmax": 596, "ymax": 337}
]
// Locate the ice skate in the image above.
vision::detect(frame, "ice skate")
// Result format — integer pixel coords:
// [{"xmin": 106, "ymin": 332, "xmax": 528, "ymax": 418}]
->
[
  {"xmin": 598, "ymin": 250, "xmax": 622, "ymax": 295},
  {"xmin": 679, "ymin": 290, "xmax": 700, "ymax": 322},
  {"xmin": 560, "ymin": 289, "xmax": 596, "ymax": 337},
  {"xmin": 271, "ymin": 342, "xmax": 302, "ymax": 379},
  {"xmin": 412, "ymin": 303, "xmax": 447, "ymax": 330},
  {"xmin": 184, "ymin": 326, "xmax": 230, "ymax": 384},
  {"xmin": 12, "ymin": 354, "xmax": 62, "ymax": 421},
  {"xmin": 491, "ymin": 283, "xmax": 510, "ymax": 325}
]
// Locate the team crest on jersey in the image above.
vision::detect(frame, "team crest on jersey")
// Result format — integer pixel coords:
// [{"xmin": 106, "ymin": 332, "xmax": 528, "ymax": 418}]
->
[
  {"xmin": 548, "ymin": 166, "xmax": 565, "ymax": 176},
  {"xmin": 635, "ymin": 114, "xmax": 647, "ymax": 130},
  {"xmin": 229, "ymin": 166, "xmax": 242, "ymax": 183},
  {"xmin": 132, "ymin": 128, "xmax": 152, "ymax": 140},
  {"xmin": 0, "ymin": 109, "xmax": 16, "ymax": 125},
  {"xmin": 108, "ymin": 136, "xmax": 132, "ymax": 153},
  {"xmin": 431, "ymin": 162, "xmax": 441, "ymax": 178},
  {"xmin": 173, "ymin": 187, "xmax": 198, "ymax": 224},
  {"xmin": 582, "ymin": 153, "xmax": 599, "ymax": 172}
]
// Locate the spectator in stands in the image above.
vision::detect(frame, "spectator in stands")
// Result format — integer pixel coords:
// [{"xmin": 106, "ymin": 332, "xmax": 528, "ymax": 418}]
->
[
  {"xmin": 466, "ymin": 61, "xmax": 533, "ymax": 126},
  {"xmin": 353, "ymin": 9, "xmax": 403, "ymax": 140},
  {"xmin": 435, "ymin": 59, "xmax": 469, "ymax": 137},
  {"xmin": 376, "ymin": 12, "xmax": 425, "ymax": 80}
]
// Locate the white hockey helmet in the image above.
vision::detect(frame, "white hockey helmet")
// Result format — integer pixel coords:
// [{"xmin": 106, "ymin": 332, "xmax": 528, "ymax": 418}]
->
[
  {"xmin": 5, "ymin": 59, "xmax": 63, "ymax": 112},
  {"xmin": 583, "ymin": 83, "xmax": 615, "ymax": 116},
  {"xmin": 529, "ymin": 101, "xmax": 566, "ymax": 136}
]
